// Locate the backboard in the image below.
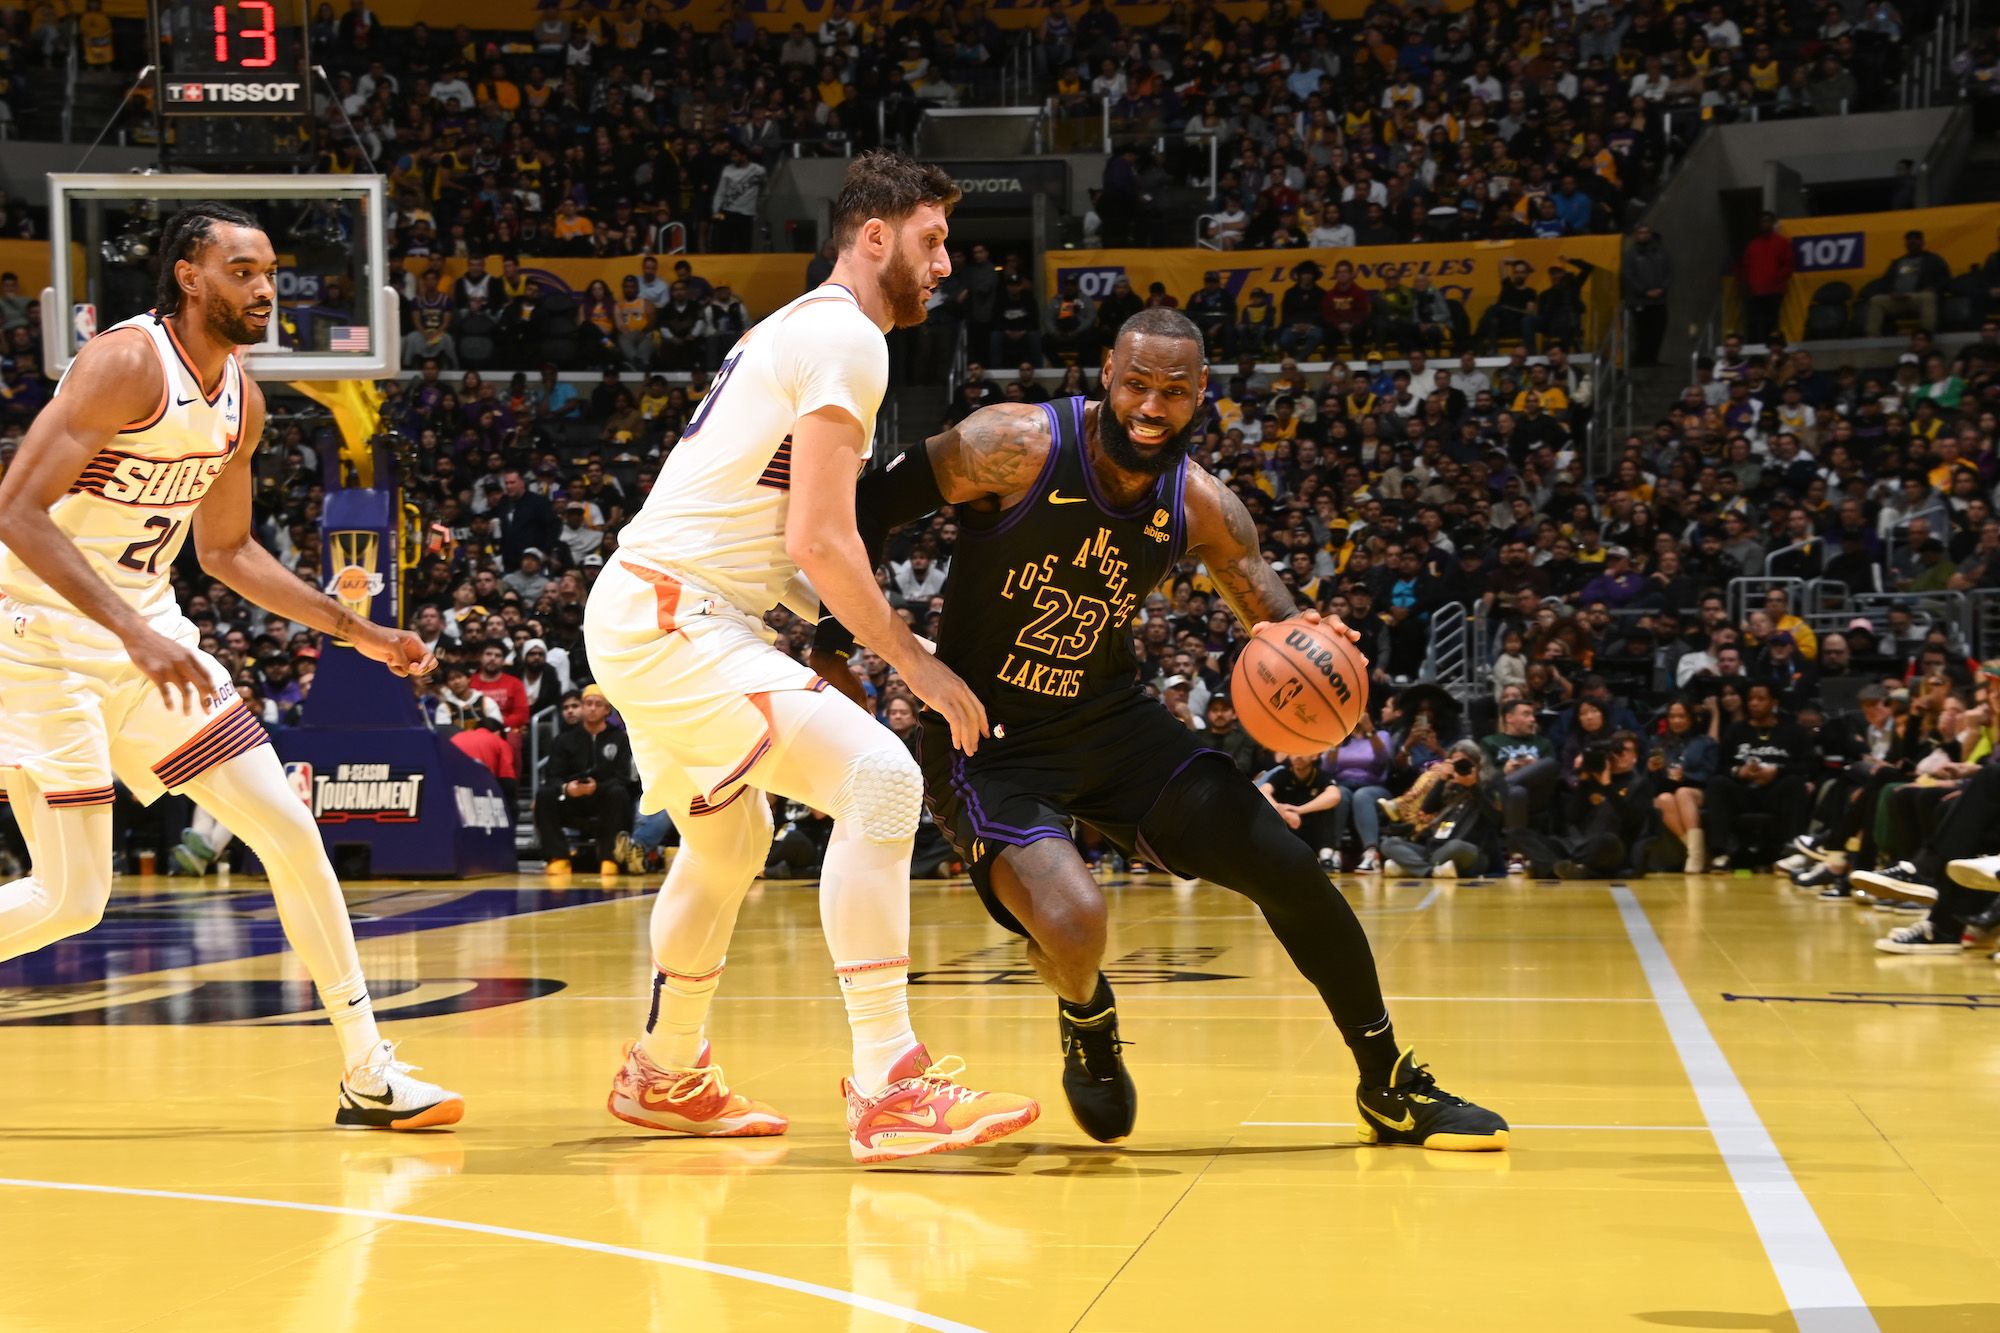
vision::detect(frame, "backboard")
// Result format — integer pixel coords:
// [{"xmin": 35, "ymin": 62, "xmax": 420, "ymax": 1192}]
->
[{"xmin": 39, "ymin": 173, "xmax": 395, "ymax": 381}]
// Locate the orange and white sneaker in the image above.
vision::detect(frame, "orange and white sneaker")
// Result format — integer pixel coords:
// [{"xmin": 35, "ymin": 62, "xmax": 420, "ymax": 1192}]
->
[
  {"xmin": 843, "ymin": 1045, "xmax": 1040, "ymax": 1164},
  {"xmin": 607, "ymin": 1040, "xmax": 789, "ymax": 1137}
]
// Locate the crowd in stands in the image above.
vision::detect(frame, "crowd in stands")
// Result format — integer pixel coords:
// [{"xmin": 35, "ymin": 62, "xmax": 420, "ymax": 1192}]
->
[
  {"xmin": 1075, "ymin": 0, "xmax": 1953, "ymax": 251},
  {"xmin": 6, "ymin": 5, "xmax": 2000, "ymax": 948}
]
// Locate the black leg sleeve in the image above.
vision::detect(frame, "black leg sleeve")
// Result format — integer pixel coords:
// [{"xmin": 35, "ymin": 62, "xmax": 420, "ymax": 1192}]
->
[{"xmin": 1140, "ymin": 757, "xmax": 1398, "ymax": 1083}]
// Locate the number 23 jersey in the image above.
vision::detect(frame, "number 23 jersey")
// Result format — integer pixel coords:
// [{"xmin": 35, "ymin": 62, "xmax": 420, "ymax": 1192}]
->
[
  {"xmin": 935, "ymin": 395, "xmax": 1190, "ymax": 731},
  {"xmin": 0, "ymin": 311, "xmax": 246, "ymax": 624},
  {"xmin": 615, "ymin": 283, "xmax": 886, "ymax": 617}
]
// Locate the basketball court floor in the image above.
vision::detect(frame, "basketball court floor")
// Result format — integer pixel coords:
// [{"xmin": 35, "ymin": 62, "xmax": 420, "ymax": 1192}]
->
[{"xmin": 2, "ymin": 868, "xmax": 1996, "ymax": 1331}]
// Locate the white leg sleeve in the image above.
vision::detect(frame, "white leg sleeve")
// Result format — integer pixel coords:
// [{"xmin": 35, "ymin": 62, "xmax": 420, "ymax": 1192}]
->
[
  {"xmin": 754, "ymin": 690, "xmax": 921, "ymax": 1092},
  {"xmin": 754, "ymin": 689, "xmax": 920, "ymax": 968},
  {"xmin": 178, "ymin": 748, "xmax": 381, "ymax": 1068},
  {"xmin": 640, "ymin": 788, "xmax": 771, "ymax": 1067},
  {"xmin": 0, "ymin": 771, "xmax": 114, "ymax": 962}
]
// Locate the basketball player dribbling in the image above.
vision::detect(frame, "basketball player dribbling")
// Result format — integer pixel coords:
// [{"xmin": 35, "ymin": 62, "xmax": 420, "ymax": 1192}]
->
[
  {"xmin": 584, "ymin": 153, "xmax": 1039, "ymax": 1163},
  {"xmin": 814, "ymin": 309, "xmax": 1508, "ymax": 1150},
  {"xmin": 0, "ymin": 203, "xmax": 462, "ymax": 1130}
]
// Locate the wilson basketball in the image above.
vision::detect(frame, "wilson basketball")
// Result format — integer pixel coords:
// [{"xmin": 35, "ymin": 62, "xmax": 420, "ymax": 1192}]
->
[{"xmin": 1230, "ymin": 620, "xmax": 1371, "ymax": 754}]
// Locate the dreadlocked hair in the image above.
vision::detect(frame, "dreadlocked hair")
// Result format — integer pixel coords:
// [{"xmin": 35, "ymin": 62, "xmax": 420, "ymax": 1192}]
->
[{"xmin": 153, "ymin": 202, "xmax": 261, "ymax": 316}]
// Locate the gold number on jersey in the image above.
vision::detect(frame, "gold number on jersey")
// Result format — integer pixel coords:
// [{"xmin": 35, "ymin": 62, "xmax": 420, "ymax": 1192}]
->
[{"xmin": 1015, "ymin": 585, "xmax": 1112, "ymax": 661}]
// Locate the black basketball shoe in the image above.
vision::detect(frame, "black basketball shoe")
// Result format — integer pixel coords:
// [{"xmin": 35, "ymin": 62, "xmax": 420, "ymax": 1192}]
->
[
  {"xmin": 1058, "ymin": 982, "xmax": 1137, "ymax": 1143},
  {"xmin": 1356, "ymin": 1048, "xmax": 1509, "ymax": 1151}
]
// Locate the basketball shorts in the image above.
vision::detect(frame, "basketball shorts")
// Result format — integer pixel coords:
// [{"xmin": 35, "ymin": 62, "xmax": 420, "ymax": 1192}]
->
[
  {"xmin": 0, "ymin": 595, "xmax": 268, "ymax": 808},
  {"xmin": 583, "ymin": 558, "xmax": 828, "ymax": 816},
  {"xmin": 919, "ymin": 687, "xmax": 1226, "ymax": 935}
]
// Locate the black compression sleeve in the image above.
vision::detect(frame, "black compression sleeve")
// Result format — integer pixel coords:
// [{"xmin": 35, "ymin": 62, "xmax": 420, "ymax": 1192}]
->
[{"xmin": 855, "ymin": 441, "xmax": 948, "ymax": 567}]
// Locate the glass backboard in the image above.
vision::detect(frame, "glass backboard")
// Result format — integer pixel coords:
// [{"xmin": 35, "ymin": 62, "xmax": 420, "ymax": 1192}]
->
[{"xmin": 40, "ymin": 173, "xmax": 394, "ymax": 381}]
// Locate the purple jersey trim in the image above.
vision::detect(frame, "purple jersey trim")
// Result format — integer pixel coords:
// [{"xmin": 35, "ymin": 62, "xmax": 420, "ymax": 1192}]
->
[
  {"xmin": 1075, "ymin": 396, "xmax": 1174, "ymax": 522},
  {"xmin": 949, "ymin": 754, "xmax": 1071, "ymax": 843},
  {"xmin": 960, "ymin": 399, "xmax": 1065, "ymax": 542}
]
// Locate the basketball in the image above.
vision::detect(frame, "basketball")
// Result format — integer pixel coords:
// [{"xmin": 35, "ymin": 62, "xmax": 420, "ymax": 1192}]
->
[{"xmin": 1230, "ymin": 620, "xmax": 1371, "ymax": 754}]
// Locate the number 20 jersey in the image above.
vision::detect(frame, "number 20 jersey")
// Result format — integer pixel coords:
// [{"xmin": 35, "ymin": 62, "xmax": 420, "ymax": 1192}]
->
[
  {"xmin": 935, "ymin": 395, "xmax": 1190, "ymax": 731},
  {"xmin": 615, "ymin": 283, "xmax": 886, "ymax": 617},
  {"xmin": 0, "ymin": 311, "xmax": 246, "ymax": 623}
]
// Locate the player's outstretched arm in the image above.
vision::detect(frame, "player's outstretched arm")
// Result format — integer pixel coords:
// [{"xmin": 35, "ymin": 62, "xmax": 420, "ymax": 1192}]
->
[
  {"xmin": 1183, "ymin": 467, "xmax": 1358, "ymax": 642},
  {"xmin": 193, "ymin": 378, "xmax": 434, "ymax": 678},
  {"xmin": 813, "ymin": 401, "xmax": 1055, "ymax": 688},
  {"xmin": 848, "ymin": 401, "xmax": 1055, "ymax": 559},
  {"xmin": 789, "ymin": 403, "xmax": 989, "ymax": 753},
  {"xmin": 0, "ymin": 330, "xmax": 216, "ymax": 711}
]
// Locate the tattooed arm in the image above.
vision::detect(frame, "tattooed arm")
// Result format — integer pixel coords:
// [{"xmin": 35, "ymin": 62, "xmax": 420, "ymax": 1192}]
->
[
  {"xmin": 811, "ymin": 402, "xmax": 1053, "ymax": 685},
  {"xmin": 1183, "ymin": 466, "xmax": 1357, "ymax": 641},
  {"xmin": 853, "ymin": 400, "xmax": 1054, "ymax": 545}
]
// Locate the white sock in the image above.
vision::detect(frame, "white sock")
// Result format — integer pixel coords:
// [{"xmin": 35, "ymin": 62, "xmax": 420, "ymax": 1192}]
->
[
  {"xmin": 637, "ymin": 959, "xmax": 724, "ymax": 1069},
  {"xmin": 837, "ymin": 958, "xmax": 916, "ymax": 1095},
  {"xmin": 318, "ymin": 969, "xmax": 383, "ymax": 1071}
]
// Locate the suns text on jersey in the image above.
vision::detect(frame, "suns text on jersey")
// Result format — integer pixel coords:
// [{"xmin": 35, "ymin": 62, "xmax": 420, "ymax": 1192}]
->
[{"xmin": 89, "ymin": 454, "xmax": 231, "ymax": 507}]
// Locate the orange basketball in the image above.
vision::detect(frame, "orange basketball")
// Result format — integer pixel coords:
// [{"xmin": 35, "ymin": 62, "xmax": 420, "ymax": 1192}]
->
[{"xmin": 1229, "ymin": 620, "xmax": 1371, "ymax": 754}]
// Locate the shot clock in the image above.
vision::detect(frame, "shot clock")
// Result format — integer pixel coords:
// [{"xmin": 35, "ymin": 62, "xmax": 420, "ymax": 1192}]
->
[{"xmin": 153, "ymin": 0, "xmax": 314, "ymax": 164}]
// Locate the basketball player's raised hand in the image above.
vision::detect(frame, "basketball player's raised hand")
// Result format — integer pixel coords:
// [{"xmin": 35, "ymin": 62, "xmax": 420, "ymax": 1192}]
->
[
  {"xmin": 900, "ymin": 652, "xmax": 990, "ymax": 755},
  {"xmin": 1248, "ymin": 608, "xmax": 1361, "ymax": 643},
  {"xmin": 123, "ymin": 625, "xmax": 216, "ymax": 713},
  {"xmin": 355, "ymin": 627, "xmax": 438, "ymax": 679}
]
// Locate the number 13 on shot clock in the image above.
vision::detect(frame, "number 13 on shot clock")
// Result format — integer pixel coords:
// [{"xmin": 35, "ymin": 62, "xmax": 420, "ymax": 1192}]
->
[{"xmin": 155, "ymin": 0, "xmax": 311, "ymax": 115}]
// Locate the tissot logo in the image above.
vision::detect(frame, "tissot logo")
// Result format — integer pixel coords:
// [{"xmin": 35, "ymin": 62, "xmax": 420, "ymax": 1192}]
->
[{"xmin": 164, "ymin": 79, "xmax": 303, "ymax": 107}]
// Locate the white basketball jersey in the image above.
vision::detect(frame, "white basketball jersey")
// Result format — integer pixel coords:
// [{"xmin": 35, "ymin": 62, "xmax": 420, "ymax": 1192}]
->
[
  {"xmin": 615, "ymin": 283, "xmax": 886, "ymax": 616},
  {"xmin": 0, "ymin": 312, "xmax": 246, "ymax": 622}
]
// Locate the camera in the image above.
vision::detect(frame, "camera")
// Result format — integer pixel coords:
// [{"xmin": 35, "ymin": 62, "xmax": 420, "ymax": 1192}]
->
[
  {"xmin": 1583, "ymin": 742, "xmax": 1616, "ymax": 777},
  {"xmin": 1450, "ymin": 756, "xmax": 1476, "ymax": 776}
]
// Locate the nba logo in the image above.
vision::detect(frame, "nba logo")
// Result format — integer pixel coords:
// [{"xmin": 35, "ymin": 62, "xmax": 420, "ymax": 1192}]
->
[
  {"xmin": 285, "ymin": 762, "xmax": 314, "ymax": 809},
  {"xmin": 71, "ymin": 304, "xmax": 97, "ymax": 352}
]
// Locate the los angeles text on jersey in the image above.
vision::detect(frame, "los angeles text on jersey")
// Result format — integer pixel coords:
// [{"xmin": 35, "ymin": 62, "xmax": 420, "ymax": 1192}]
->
[{"xmin": 72, "ymin": 450, "xmax": 233, "ymax": 508}]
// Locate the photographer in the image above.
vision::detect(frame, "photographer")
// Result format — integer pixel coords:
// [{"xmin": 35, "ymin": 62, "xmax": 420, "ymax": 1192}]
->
[
  {"xmin": 1382, "ymin": 741, "xmax": 1503, "ymax": 878},
  {"xmin": 1701, "ymin": 682, "xmax": 1815, "ymax": 870},
  {"xmin": 1259, "ymin": 751, "xmax": 1345, "ymax": 872},
  {"xmin": 1508, "ymin": 732, "xmax": 1654, "ymax": 879}
]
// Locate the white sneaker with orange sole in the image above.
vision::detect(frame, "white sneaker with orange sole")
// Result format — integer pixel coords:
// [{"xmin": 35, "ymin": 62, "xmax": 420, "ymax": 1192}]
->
[
  {"xmin": 335, "ymin": 1041, "xmax": 465, "ymax": 1131},
  {"xmin": 607, "ymin": 1040, "xmax": 789, "ymax": 1137},
  {"xmin": 843, "ymin": 1045, "xmax": 1040, "ymax": 1164}
]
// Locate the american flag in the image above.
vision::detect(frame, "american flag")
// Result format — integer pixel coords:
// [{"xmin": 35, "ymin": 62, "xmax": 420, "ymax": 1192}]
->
[{"xmin": 329, "ymin": 326, "xmax": 370, "ymax": 352}]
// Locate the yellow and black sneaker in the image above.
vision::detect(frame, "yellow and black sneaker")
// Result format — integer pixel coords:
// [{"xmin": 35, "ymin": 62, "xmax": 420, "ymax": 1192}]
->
[
  {"xmin": 1058, "ymin": 978, "xmax": 1137, "ymax": 1143},
  {"xmin": 1356, "ymin": 1048, "xmax": 1509, "ymax": 1151}
]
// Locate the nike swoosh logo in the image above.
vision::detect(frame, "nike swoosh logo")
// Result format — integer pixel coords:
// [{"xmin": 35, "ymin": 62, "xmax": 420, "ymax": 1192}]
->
[
  {"xmin": 1364, "ymin": 1024, "xmax": 1389, "ymax": 1037},
  {"xmin": 877, "ymin": 1104, "xmax": 941, "ymax": 1130},
  {"xmin": 1048, "ymin": 491, "xmax": 1088, "ymax": 505},
  {"xmin": 175, "ymin": 396, "xmax": 197, "ymax": 407},
  {"xmin": 348, "ymin": 996, "xmax": 367, "ymax": 1006},
  {"xmin": 350, "ymin": 1087, "xmax": 398, "ymax": 1106},
  {"xmin": 1361, "ymin": 1102, "xmax": 1416, "ymax": 1132}
]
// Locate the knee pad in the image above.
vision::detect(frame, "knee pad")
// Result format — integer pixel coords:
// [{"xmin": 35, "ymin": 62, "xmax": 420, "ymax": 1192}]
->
[{"xmin": 838, "ymin": 747, "xmax": 922, "ymax": 844}]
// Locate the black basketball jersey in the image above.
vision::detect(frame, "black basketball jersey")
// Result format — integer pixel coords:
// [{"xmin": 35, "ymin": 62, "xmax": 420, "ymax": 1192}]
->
[{"xmin": 935, "ymin": 396, "xmax": 1190, "ymax": 731}]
